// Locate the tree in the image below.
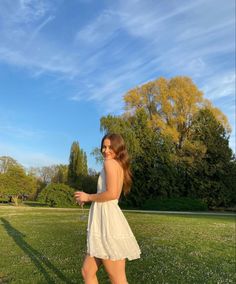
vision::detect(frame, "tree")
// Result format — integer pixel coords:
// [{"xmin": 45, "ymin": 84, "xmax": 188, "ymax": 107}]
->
[
  {"xmin": 51, "ymin": 164, "xmax": 68, "ymax": 184},
  {"xmin": 96, "ymin": 76, "xmax": 234, "ymax": 208},
  {"xmin": 27, "ymin": 165, "xmax": 62, "ymax": 200},
  {"xmin": 27, "ymin": 164, "xmax": 69, "ymax": 192},
  {"xmin": 100, "ymin": 114, "xmax": 140, "ymax": 158},
  {"xmin": 0, "ymin": 156, "xmax": 19, "ymax": 174},
  {"xmin": 81, "ymin": 151, "xmax": 88, "ymax": 177},
  {"xmin": 91, "ymin": 147, "xmax": 103, "ymax": 165},
  {"xmin": 28, "ymin": 166, "xmax": 58, "ymax": 184},
  {"xmin": 124, "ymin": 76, "xmax": 230, "ymax": 150},
  {"xmin": 0, "ymin": 164, "xmax": 37, "ymax": 205},
  {"xmin": 125, "ymin": 110, "xmax": 171, "ymax": 206},
  {"xmin": 186, "ymin": 108, "xmax": 234, "ymax": 207},
  {"xmin": 68, "ymin": 141, "xmax": 88, "ymax": 186},
  {"xmin": 99, "ymin": 109, "xmax": 177, "ymax": 207}
]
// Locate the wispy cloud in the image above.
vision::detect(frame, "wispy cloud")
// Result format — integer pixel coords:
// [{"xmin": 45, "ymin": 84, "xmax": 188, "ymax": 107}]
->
[
  {"xmin": 0, "ymin": 0, "xmax": 233, "ymax": 106},
  {"xmin": 69, "ymin": 0, "xmax": 235, "ymax": 110},
  {"xmin": 0, "ymin": 46, "xmax": 79, "ymax": 78},
  {"xmin": 0, "ymin": 0, "xmax": 235, "ymax": 166},
  {"xmin": 26, "ymin": 14, "xmax": 55, "ymax": 47},
  {"xmin": 201, "ymin": 71, "xmax": 235, "ymax": 101},
  {"xmin": 0, "ymin": 0, "xmax": 53, "ymax": 32},
  {"xmin": 116, "ymin": 0, "xmax": 205, "ymax": 38},
  {"xmin": 75, "ymin": 10, "xmax": 121, "ymax": 45},
  {"xmin": 0, "ymin": 0, "xmax": 77, "ymax": 78}
]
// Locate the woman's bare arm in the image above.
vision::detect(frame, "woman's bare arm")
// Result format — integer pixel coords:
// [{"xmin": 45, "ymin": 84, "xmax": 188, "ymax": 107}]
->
[
  {"xmin": 88, "ymin": 159, "xmax": 119, "ymax": 202},
  {"xmin": 74, "ymin": 159, "xmax": 120, "ymax": 203}
]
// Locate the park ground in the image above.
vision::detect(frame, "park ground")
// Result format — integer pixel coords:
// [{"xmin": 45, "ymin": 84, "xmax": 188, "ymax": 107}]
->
[{"xmin": 0, "ymin": 205, "xmax": 235, "ymax": 284}]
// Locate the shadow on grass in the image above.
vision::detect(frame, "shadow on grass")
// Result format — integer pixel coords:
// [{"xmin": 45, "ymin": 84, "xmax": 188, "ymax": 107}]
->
[{"xmin": 0, "ymin": 218, "xmax": 73, "ymax": 284}]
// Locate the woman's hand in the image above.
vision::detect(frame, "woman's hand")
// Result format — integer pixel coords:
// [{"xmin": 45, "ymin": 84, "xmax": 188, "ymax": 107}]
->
[{"xmin": 74, "ymin": 191, "xmax": 90, "ymax": 204}]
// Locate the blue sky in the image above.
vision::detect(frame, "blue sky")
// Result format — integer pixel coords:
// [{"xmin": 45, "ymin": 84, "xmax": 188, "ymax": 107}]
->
[{"xmin": 0, "ymin": 0, "xmax": 235, "ymax": 171}]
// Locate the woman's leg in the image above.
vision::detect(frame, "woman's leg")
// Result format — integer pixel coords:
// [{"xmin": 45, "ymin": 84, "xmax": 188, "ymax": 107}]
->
[
  {"xmin": 81, "ymin": 254, "xmax": 102, "ymax": 284},
  {"xmin": 102, "ymin": 258, "xmax": 128, "ymax": 284}
]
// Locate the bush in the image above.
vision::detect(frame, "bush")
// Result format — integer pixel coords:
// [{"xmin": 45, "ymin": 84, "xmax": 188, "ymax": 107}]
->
[
  {"xmin": 37, "ymin": 183, "xmax": 76, "ymax": 207},
  {"xmin": 141, "ymin": 197, "xmax": 208, "ymax": 211},
  {"xmin": 0, "ymin": 197, "xmax": 8, "ymax": 204}
]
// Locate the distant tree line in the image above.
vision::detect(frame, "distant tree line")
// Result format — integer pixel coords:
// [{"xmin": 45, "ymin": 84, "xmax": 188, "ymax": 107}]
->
[
  {"xmin": 0, "ymin": 76, "xmax": 235, "ymax": 210},
  {"xmin": 0, "ymin": 141, "xmax": 97, "ymax": 207}
]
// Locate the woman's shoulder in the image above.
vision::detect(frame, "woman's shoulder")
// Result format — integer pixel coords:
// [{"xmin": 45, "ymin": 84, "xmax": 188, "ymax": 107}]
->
[{"xmin": 103, "ymin": 158, "xmax": 122, "ymax": 170}]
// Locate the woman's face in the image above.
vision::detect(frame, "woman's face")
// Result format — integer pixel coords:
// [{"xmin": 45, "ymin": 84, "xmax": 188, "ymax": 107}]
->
[{"xmin": 102, "ymin": 138, "xmax": 116, "ymax": 159}]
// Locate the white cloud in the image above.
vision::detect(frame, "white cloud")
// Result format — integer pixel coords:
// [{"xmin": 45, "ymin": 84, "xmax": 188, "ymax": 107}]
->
[
  {"xmin": 0, "ymin": 0, "xmax": 76, "ymax": 78},
  {"xmin": 26, "ymin": 14, "xmax": 55, "ymax": 46},
  {"xmin": 0, "ymin": 46, "xmax": 79, "ymax": 78},
  {"xmin": 0, "ymin": 0, "xmax": 234, "ymax": 117},
  {"xmin": 116, "ymin": 0, "xmax": 206, "ymax": 38},
  {"xmin": 75, "ymin": 10, "xmax": 121, "ymax": 45},
  {"xmin": 201, "ymin": 72, "xmax": 235, "ymax": 101},
  {"xmin": 0, "ymin": 0, "xmax": 234, "ymax": 166},
  {"xmin": 0, "ymin": 0, "xmax": 52, "ymax": 26}
]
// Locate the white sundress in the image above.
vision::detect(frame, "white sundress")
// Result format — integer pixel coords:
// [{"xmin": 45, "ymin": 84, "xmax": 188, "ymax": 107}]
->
[{"xmin": 86, "ymin": 167, "xmax": 141, "ymax": 261}]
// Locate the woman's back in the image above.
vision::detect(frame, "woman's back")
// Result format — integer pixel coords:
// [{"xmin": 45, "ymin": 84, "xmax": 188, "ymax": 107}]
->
[{"xmin": 98, "ymin": 159, "xmax": 124, "ymax": 200}]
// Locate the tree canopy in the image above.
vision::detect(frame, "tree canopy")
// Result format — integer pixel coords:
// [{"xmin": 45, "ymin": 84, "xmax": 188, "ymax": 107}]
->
[
  {"xmin": 0, "ymin": 161, "xmax": 38, "ymax": 205},
  {"xmin": 124, "ymin": 76, "xmax": 231, "ymax": 149},
  {"xmin": 98, "ymin": 76, "xmax": 235, "ymax": 209}
]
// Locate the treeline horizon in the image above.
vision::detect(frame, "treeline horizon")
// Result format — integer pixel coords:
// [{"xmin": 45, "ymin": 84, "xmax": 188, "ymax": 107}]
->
[{"xmin": 0, "ymin": 76, "xmax": 235, "ymax": 209}]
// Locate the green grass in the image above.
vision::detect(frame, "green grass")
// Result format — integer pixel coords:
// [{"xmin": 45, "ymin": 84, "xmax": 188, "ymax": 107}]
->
[{"xmin": 0, "ymin": 206, "xmax": 235, "ymax": 284}]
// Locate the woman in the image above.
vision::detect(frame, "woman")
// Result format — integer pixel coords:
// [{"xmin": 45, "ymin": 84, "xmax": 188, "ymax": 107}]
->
[{"xmin": 75, "ymin": 133, "xmax": 141, "ymax": 284}]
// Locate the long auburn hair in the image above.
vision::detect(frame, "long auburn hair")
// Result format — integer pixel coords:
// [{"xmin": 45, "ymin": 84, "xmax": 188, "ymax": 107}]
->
[{"xmin": 100, "ymin": 133, "xmax": 132, "ymax": 195}]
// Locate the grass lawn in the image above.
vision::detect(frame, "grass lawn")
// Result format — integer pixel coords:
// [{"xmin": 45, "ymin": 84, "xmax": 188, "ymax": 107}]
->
[{"xmin": 0, "ymin": 206, "xmax": 235, "ymax": 284}]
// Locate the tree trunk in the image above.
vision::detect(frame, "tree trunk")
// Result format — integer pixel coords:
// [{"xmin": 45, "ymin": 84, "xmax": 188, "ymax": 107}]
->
[{"xmin": 12, "ymin": 196, "xmax": 19, "ymax": 206}]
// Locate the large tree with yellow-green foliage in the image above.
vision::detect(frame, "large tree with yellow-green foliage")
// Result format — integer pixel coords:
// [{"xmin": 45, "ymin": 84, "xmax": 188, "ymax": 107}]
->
[
  {"xmin": 98, "ymin": 76, "xmax": 235, "ymax": 208},
  {"xmin": 124, "ymin": 76, "xmax": 230, "ymax": 156}
]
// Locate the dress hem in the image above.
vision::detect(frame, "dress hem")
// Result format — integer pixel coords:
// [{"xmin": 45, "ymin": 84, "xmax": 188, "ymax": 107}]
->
[{"xmin": 86, "ymin": 252, "xmax": 141, "ymax": 261}]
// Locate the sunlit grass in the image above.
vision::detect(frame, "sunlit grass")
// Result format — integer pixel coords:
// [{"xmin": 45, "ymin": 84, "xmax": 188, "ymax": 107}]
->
[{"xmin": 0, "ymin": 206, "xmax": 235, "ymax": 283}]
